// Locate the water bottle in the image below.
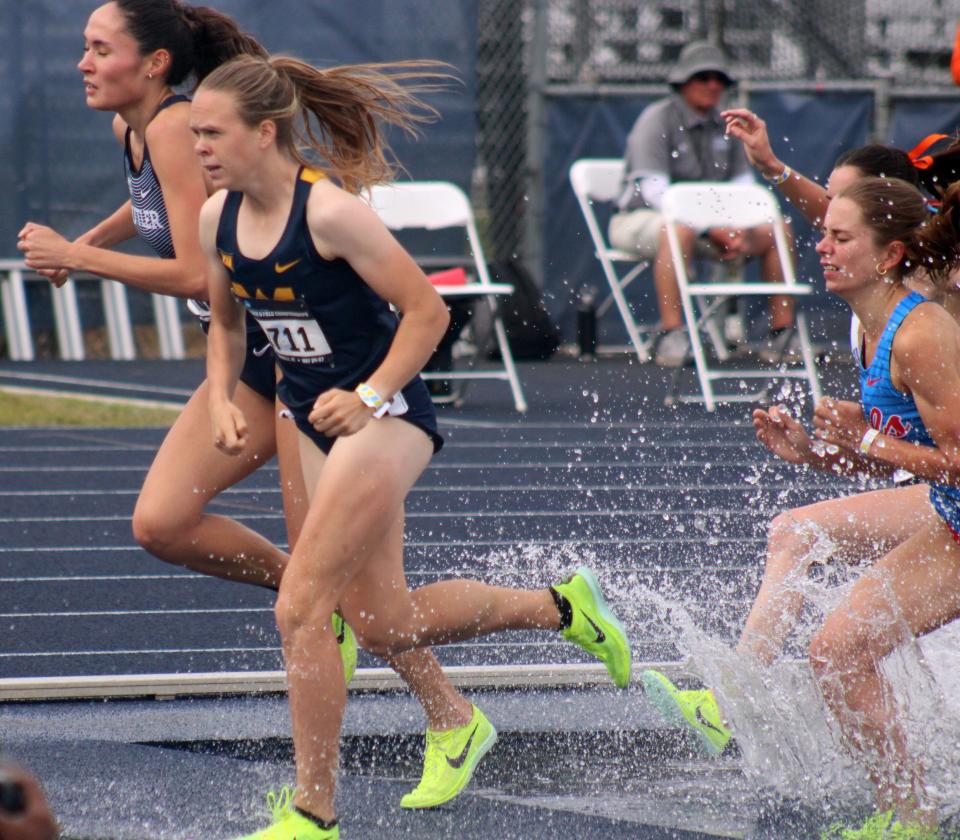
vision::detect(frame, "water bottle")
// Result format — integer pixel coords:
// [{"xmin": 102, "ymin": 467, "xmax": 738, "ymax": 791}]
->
[{"xmin": 576, "ymin": 285, "xmax": 597, "ymax": 360}]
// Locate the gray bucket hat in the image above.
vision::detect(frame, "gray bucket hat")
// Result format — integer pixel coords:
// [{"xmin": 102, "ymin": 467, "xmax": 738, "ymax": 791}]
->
[{"xmin": 668, "ymin": 40, "xmax": 734, "ymax": 87}]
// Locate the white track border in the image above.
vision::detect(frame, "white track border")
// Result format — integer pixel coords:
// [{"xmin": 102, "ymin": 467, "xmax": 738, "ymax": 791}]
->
[{"xmin": 0, "ymin": 662, "xmax": 696, "ymax": 701}]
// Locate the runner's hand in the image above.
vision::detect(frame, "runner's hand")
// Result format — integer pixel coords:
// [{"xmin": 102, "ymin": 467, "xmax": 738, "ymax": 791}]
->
[
  {"xmin": 753, "ymin": 404, "xmax": 812, "ymax": 464},
  {"xmin": 812, "ymin": 397, "xmax": 867, "ymax": 453},
  {"xmin": 16, "ymin": 223, "xmax": 74, "ymax": 273},
  {"xmin": 211, "ymin": 400, "xmax": 248, "ymax": 455},
  {"xmin": 721, "ymin": 108, "xmax": 783, "ymax": 178},
  {"xmin": 309, "ymin": 388, "xmax": 373, "ymax": 438}
]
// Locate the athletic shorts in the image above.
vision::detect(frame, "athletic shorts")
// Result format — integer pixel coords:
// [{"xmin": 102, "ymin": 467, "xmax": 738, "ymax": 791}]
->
[
  {"xmin": 201, "ymin": 318, "xmax": 277, "ymax": 403},
  {"xmin": 291, "ymin": 375, "xmax": 443, "ymax": 456},
  {"xmin": 930, "ymin": 485, "xmax": 960, "ymax": 544},
  {"xmin": 608, "ymin": 209, "xmax": 723, "ymax": 260},
  {"xmin": 238, "ymin": 332, "xmax": 277, "ymax": 402}
]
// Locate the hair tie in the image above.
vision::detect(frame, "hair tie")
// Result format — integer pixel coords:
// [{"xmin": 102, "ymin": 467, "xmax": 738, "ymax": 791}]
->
[{"xmin": 908, "ymin": 133, "xmax": 949, "ymax": 170}]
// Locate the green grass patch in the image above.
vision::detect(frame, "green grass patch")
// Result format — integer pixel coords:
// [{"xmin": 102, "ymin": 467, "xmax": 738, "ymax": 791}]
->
[{"xmin": 0, "ymin": 389, "xmax": 181, "ymax": 427}]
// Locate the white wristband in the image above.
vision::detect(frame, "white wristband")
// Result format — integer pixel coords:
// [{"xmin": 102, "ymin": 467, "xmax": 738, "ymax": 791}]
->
[
  {"xmin": 355, "ymin": 382, "xmax": 391, "ymax": 418},
  {"xmin": 763, "ymin": 164, "xmax": 791, "ymax": 186},
  {"xmin": 859, "ymin": 428, "xmax": 880, "ymax": 456}
]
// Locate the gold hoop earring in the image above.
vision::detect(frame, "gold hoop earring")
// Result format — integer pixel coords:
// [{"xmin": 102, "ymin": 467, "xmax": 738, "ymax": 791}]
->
[{"xmin": 876, "ymin": 263, "xmax": 888, "ymax": 277}]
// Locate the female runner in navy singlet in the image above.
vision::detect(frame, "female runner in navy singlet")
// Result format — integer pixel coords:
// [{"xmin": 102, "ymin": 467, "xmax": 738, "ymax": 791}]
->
[
  {"xmin": 15, "ymin": 0, "xmax": 498, "ymax": 812},
  {"xmin": 195, "ymin": 54, "xmax": 632, "ymax": 839}
]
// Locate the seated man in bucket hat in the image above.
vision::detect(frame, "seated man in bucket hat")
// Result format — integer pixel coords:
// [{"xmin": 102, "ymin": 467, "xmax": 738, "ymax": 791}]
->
[{"xmin": 609, "ymin": 40, "xmax": 796, "ymax": 367}]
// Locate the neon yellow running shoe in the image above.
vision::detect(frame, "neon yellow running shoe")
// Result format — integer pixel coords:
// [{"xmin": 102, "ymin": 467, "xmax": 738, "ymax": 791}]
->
[
  {"xmin": 400, "ymin": 704, "xmax": 497, "ymax": 809},
  {"xmin": 552, "ymin": 566, "xmax": 632, "ymax": 688},
  {"xmin": 332, "ymin": 612, "xmax": 357, "ymax": 686},
  {"xmin": 236, "ymin": 787, "xmax": 339, "ymax": 839},
  {"xmin": 820, "ymin": 810, "xmax": 943, "ymax": 839},
  {"xmin": 641, "ymin": 669, "xmax": 731, "ymax": 757}
]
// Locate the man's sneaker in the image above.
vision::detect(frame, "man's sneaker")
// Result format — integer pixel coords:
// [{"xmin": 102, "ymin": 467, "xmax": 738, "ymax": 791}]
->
[
  {"xmin": 723, "ymin": 311, "xmax": 748, "ymax": 347},
  {"xmin": 236, "ymin": 787, "xmax": 339, "ymax": 839},
  {"xmin": 821, "ymin": 809, "xmax": 942, "ymax": 839},
  {"xmin": 400, "ymin": 704, "xmax": 497, "ymax": 809},
  {"xmin": 759, "ymin": 327, "xmax": 803, "ymax": 364},
  {"xmin": 332, "ymin": 612, "xmax": 357, "ymax": 686},
  {"xmin": 655, "ymin": 328, "xmax": 690, "ymax": 367},
  {"xmin": 641, "ymin": 669, "xmax": 731, "ymax": 757},
  {"xmin": 552, "ymin": 566, "xmax": 632, "ymax": 688}
]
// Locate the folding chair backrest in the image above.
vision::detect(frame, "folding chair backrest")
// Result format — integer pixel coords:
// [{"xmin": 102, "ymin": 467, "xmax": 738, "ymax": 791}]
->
[
  {"xmin": 569, "ymin": 158, "xmax": 626, "ymax": 206},
  {"xmin": 367, "ymin": 180, "xmax": 527, "ymax": 412},
  {"xmin": 370, "ymin": 181, "xmax": 471, "ymax": 230},
  {"xmin": 661, "ymin": 182, "xmax": 797, "ymax": 285},
  {"xmin": 369, "ymin": 181, "xmax": 492, "ymax": 286},
  {"xmin": 569, "ymin": 158, "xmax": 629, "ymax": 260}
]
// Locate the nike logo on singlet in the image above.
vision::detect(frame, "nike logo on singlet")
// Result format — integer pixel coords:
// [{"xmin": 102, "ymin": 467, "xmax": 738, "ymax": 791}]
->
[
  {"xmin": 866, "ymin": 376, "xmax": 881, "ymax": 386},
  {"xmin": 275, "ymin": 259, "xmax": 301, "ymax": 274}
]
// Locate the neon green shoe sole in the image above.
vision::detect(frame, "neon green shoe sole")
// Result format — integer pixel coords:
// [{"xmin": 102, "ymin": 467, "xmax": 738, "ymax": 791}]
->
[
  {"xmin": 400, "ymin": 704, "xmax": 497, "ymax": 809},
  {"xmin": 332, "ymin": 612, "xmax": 357, "ymax": 686},
  {"xmin": 641, "ymin": 669, "xmax": 731, "ymax": 757},
  {"xmin": 236, "ymin": 787, "xmax": 339, "ymax": 839},
  {"xmin": 820, "ymin": 810, "xmax": 944, "ymax": 839},
  {"xmin": 554, "ymin": 566, "xmax": 632, "ymax": 688}
]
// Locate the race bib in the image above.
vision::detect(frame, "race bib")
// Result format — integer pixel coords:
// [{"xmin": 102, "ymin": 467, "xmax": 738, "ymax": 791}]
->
[{"xmin": 245, "ymin": 299, "xmax": 332, "ymax": 363}]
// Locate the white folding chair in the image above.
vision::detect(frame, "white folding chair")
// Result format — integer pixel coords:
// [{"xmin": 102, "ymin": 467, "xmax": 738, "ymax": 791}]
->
[
  {"xmin": 661, "ymin": 182, "xmax": 822, "ymax": 410},
  {"xmin": 569, "ymin": 158, "xmax": 655, "ymax": 362},
  {"xmin": 369, "ymin": 181, "xmax": 527, "ymax": 412}
]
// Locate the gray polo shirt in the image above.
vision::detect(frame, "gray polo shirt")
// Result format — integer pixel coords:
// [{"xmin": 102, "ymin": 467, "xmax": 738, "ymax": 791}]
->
[{"xmin": 617, "ymin": 93, "xmax": 750, "ymax": 211}]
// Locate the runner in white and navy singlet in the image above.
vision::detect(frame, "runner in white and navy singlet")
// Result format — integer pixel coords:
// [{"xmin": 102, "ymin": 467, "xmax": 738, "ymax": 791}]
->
[
  {"xmin": 214, "ymin": 166, "xmax": 442, "ymax": 454},
  {"xmin": 859, "ymin": 290, "xmax": 960, "ymax": 538}
]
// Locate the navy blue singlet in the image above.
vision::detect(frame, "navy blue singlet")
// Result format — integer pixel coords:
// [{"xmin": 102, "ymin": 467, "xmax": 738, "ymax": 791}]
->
[{"xmin": 214, "ymin": 167, "xmax": 442, "ymax": 454}]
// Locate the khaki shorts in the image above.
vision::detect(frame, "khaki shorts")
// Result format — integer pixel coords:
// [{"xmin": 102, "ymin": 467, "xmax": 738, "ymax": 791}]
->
[{"xmin": 609, "ymin": 209, "xmax": 720, "ymax": 260}]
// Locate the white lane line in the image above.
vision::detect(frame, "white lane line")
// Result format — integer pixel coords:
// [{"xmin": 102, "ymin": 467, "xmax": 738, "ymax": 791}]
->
[
  {"xmin": 0, "ymin": 370, "xmax": 192, "ymax": 397},
  {"xmin": 0, "ymin": 574, "xmax": 205, "ymax": 583},
  {"xmin": 0, "ymin": 646, "xmax": 279, "ymax": 658},
  {"xmin": 2, "ymin": 607, "xmax": 271, "ymax": 618},
  {"xmin": 0, "ymin": 514, "xmax": 282, "ymax": 523},
  {"xmin": 0, "ymin": 506, "xmax": 768, "ymax": 525},
  {"xmin": 437, "ymin": 418, "xmax": 752, "ymax": 430},
  {"xmin": 0, "ymin": 536, "xmax": 764, "ymax": 553},
  {"xmin": 0, "ymin": 484, "xmax": 839, "ymax": 498},
  {"xmin": 0, "ymin": 439, "xmax": 758, "ymax": 453},
  {"xmin": 0, "ymin": 640, "xmax": 555, "ymax": 659},
  {"xmin": 0, "ymin": 459, "xmax": 780, "ymax": 473}
]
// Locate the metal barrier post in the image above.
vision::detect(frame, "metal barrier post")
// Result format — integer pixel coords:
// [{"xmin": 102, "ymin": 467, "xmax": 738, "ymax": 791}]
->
[
  {"xmin": 151, "ymin": 293, "xmax": 185, "ymax": 359},
  {"xmin": 100, "ymin": 279, "xmax": 136, "ymax": 360},
  {"xmin": 0, "ymin": 261, "xmax": 34, "ymax": 361},
  {"xmin": 51, "ymin": 280, "xmax": 85, "ymax": 360}
]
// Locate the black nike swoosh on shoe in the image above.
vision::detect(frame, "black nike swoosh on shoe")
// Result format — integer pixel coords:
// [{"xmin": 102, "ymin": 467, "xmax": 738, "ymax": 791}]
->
[
  {"xmin": 583, "ymin": 613, "xmax": 606, "ymax": 644},
  {"xmin": 695, "ymin": 706, "xmax": 726, "ymax": 736},
  {"xmin": 445, "ymin": 725, "xmax": 478, "ymax": 769},
  {"xmin": 336, "ymin": 623, "xmax": 346, "ymax": 645}
]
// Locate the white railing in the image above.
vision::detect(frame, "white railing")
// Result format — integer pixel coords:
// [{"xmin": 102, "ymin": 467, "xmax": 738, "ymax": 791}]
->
[{"xmin": 0, "ymin": 259, "xmax": 187, "ymax": 361}]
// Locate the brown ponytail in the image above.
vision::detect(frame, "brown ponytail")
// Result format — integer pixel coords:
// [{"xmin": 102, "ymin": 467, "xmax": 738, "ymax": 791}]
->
[
  {"xmin": 114, "ymin": 0, "xmax": 266, "ymax": 89},
  {"xmin": 178, "ymin": 5, "xmax": 267, "ymax": 84},
  {"xmin": 839, "ymin": 177, "xmax": 960, "ymax": 292},
  {"xmin": 198, "ymin": 54, "xmax": 452, "ymax": 193},
  {"xmin": 911, "ymin": 180, "xmax": 960, "ymax": 292}
]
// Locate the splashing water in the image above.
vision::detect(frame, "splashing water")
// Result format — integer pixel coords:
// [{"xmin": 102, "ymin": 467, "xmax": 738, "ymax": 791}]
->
[{"xmin": 609, "ymin": 524, "xmax": 960, "ymax": 826}]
